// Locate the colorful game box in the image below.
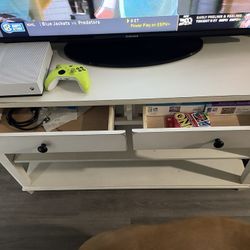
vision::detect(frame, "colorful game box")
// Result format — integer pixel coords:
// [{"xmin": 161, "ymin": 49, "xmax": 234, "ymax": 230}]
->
[{"xmin": 165, "ymin": 112, "xmax": 211, "ymax": 128}]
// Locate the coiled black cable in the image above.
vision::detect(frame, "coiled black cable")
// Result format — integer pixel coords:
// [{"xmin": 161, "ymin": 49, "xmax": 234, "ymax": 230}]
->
[{"xmin": 6, "ymin": 108, "xmax": 49, "ymax": 131}]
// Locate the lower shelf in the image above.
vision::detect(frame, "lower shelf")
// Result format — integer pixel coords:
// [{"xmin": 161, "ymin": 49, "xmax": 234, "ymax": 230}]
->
[{"xmin": 23, "ymin": 159, "xmax": 249, "ymax": 191}]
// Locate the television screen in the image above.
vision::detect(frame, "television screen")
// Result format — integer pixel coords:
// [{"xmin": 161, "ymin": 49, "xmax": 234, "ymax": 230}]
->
[{"xmin": 0, "ymin": 0, "xmax": 250, "ymax": 39}]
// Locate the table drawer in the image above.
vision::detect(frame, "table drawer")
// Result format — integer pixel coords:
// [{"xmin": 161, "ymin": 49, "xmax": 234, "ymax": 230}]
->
[
  {"xmin": 0, "ymin": 106, "xmax": 127, "ymax": 153},
  {"xmin": 133, "ymin": 108, "xmax": 250, "ymax": 150}
]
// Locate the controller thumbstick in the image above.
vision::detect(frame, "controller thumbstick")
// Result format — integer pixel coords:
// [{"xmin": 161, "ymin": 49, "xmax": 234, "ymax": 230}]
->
[{"xmin": 58, "ymin": 70, "xmax": 66, "ymax": 75}]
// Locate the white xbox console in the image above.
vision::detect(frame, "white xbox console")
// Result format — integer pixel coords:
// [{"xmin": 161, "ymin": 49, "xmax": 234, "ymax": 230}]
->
[{"xmin": 0, "ymin": 42, "xmax": 53, "ymax": 96}]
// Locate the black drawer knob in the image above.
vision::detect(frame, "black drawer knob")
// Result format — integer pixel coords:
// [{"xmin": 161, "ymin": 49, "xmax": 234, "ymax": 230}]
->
[
  {"xmin": 213, "ymin": 138, "xmax": 224, "ymax": 149},
  {"xmin": 37, "ymin": 143, "xmax": 48, "ymax": 153}
]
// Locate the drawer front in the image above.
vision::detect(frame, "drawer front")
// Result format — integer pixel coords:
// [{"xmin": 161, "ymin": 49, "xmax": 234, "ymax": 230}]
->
[
  {"xmin": 0, "ymin": 131, "xmax": 127, "ymax": 154},
  {"xmin": 132, "ymin": 127, "xmax": 250, "ymax": 150}
]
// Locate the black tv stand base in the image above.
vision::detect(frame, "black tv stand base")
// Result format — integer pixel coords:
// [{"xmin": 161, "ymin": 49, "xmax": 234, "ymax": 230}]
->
[{"xmin": 64, "ymin": 37, "xmax": 203, "ymax": 68}]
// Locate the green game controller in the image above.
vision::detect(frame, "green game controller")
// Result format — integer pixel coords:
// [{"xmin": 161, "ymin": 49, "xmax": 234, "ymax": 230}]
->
[{"xmin": 45, "ymin": 64, "xmax": 91, "ymax": 92}]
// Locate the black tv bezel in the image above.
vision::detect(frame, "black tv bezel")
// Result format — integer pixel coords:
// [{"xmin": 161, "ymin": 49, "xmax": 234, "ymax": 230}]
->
[{"xmin": 0, "ymin": 27, "xmax": 249, "ymax": 43}]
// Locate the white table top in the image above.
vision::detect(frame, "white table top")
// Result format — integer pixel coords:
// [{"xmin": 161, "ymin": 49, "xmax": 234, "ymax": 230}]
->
[{"xmin": 0, "ymin": 36, "xmax": 250, "ymax": 108}]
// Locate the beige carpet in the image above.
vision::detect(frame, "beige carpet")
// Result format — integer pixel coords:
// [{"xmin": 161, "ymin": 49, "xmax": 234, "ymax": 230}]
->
[{"xmin": 80, "ymin": 217, "xmax": 250, "ymax": 250}]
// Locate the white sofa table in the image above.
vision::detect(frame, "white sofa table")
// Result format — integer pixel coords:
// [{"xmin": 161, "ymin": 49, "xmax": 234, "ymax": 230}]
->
[{"xmin": 1, "ymin": 36, "xmax": 250, "ymax": 192}]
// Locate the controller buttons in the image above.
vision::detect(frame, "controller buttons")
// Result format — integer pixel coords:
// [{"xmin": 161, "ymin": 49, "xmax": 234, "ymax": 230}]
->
[
  {"xmin": 78, "ymin": 66, "xmax": 85, "ymax": 72},
  {"xmin": 70, "ymin": 69, "xmax": 75, "ymax": 74},
  {"xmin": 58, "ymin": 70, "xmax": 66, "ymax": 75},
  {"xmin": 79, "ymin": 66, "xmax": 86, "ymax": 71}
]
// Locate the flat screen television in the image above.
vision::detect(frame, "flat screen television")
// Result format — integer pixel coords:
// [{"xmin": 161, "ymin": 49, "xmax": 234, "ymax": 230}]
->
[{"xmin": 0, "ymin": 0, "xmax": 250, "ymax": 67}]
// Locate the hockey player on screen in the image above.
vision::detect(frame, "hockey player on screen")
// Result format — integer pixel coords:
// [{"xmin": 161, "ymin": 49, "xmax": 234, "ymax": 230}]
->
[{"xmin": 95, "ymin": 0, "xmax": 117, "ymax": 18}]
